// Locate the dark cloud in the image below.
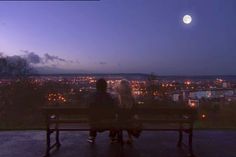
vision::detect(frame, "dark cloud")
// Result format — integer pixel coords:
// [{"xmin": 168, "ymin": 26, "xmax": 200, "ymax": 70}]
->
[
  {"xmin": 69, "ymin": 60, "xmax": 75, "ymax": 63},
  {"xmin": 99, "ymin": 62, "xmax": 107, "ymax": 65},
  {"xmin": 1, "ymin": 51, "xmax": 80, "ymax": 75},
  {"xmin": 22, "ymin": 50, "xmax": 41, "ymax": 64},
  {"xmin": 20, "ymin": 50, "xmax": 73, "ymax": 65},
  {"xmin": 0, "ymin": 55, "xmax": 33, "ymax": 77},
  {"xmin": 44, "ymin": 53, "xmax": 66, "ymax": 62}
]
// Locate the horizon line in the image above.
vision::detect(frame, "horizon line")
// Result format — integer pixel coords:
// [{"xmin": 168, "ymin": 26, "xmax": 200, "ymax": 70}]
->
[{"xmin": 29, "ymin": 73, "xmax": 236, "ymax": 77}]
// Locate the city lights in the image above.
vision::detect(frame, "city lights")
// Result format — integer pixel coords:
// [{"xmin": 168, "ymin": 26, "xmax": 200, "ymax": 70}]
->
[
  {"xmin": 201, "ymin": 114, "xmax": 206, "ymax": 119},
  {"xmin": 47, "ymin": 93, "xmax": 67, "ymax": 104}
]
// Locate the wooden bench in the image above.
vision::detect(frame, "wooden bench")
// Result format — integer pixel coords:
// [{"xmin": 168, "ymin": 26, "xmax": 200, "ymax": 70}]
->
[{"xmin": 42, "ymin": 105, "xmax": 197, "ymax": 157}]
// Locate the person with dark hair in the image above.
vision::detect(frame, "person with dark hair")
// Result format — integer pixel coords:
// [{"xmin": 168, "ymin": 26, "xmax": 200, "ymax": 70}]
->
[
  {"xmin": 87, "ymin": 78, "xmax": 116, "ymax": 143},
  {"xmin": 96, "ymin": 78, "xmax": 107, "ymax": 93}
]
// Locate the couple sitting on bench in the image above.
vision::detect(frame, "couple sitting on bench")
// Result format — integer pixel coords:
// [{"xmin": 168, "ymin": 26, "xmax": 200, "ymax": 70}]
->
[{"xmin": 87, "ymin": 78, "xmax": 140, "ymax": 145}]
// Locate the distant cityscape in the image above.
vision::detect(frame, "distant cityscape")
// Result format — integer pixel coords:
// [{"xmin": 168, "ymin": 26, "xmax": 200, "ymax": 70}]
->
[{"xmin": 1, "ymin": 74, "xmax": 235, "ymax": 108}]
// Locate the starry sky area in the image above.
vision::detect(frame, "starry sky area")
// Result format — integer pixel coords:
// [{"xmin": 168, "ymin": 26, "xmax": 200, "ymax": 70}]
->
[{"xmin": 0, "ymin": 0, "xmax": 236, "ymax": 75}]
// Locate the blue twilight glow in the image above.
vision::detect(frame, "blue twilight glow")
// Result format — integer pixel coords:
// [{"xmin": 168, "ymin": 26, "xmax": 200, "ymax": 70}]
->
[{"xmin": 0, "ymin": 0, "xmax": 236, "ymax": 75}]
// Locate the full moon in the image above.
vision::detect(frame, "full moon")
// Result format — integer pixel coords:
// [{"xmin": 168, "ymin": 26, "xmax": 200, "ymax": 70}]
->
[{"xmin": 183, "ymin": 15, "xmax": 192, "ymax": 24}]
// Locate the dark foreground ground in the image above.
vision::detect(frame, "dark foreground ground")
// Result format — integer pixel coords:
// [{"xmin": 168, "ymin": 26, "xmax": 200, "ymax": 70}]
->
[{"xmin": 0, "ymin": 130, "xmax": 235, "ymax": 157}]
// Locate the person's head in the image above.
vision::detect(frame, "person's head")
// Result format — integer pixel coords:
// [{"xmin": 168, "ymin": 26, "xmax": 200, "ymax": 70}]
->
[
  {"xmin": 117, "ymin": 79, "xmax": 133, "ymax": 108},
  {"xmin": 96, "ymin": 78, "xmax": 107, "ymax": 93},
  {"xmin": 117, "ymin": 79, "xmax": 132, "ymax": 96}
]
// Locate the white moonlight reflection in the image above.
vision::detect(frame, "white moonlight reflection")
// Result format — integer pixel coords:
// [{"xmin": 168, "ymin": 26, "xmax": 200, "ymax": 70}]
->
[{"xmin": 183, "ymin": 15, "xmax": 192, "ymax": 24}]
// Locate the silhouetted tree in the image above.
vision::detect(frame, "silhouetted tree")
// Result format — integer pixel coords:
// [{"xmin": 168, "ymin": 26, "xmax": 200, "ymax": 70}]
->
[
  {"xmin": 0, "ymin": 56, "xmax": 34, "ymax": 78},
  {"xmin": 146, "ymin": 73, "xmax": 158, "ymax": 104}
]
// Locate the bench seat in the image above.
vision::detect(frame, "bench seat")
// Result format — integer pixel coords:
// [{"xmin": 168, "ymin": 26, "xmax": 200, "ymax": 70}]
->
[{"xmin": 42, "ymin": 105, "xmax": 197, "ymax": 157}]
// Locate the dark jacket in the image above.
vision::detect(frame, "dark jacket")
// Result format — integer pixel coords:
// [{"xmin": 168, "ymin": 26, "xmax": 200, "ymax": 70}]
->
[{"xmin": 89, "ymin": 91, "xmax": 116, "ymax": 126}]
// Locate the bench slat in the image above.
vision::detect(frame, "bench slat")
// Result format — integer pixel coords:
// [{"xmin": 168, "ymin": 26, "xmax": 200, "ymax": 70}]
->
[{"xmin": 43, "ymin": 105, "xmax": 197, "ymax": 130}]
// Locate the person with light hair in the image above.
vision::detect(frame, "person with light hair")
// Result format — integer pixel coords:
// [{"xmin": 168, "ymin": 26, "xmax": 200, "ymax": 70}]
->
[{"xmin": 116, "ymin": 79, "xmax": 136, "ymax": 144}]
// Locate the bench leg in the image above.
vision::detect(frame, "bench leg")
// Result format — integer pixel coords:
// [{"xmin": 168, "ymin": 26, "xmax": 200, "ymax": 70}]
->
[
  {"xmin": 45, "ymin": 129, "xmax": 51, "ymax": 157},
  {"xmin": 118, "ymin": 130, "xmax": 124, "ymax": 145},
  {"xmin": 177, "ymin": 127, "xmax": 183, "ymax": 147},
  {"xmin": 188, "ymin": 128, "xmax": 194, "ymax": 157},
  {"xmin": 56, "ymin": 128, "xmax": 61, "ymax": 148}
]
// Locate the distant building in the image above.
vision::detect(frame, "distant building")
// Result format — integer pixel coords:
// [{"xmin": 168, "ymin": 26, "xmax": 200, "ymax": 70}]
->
[
  {"xmin": 189, "ymin": 91, "xmax": 211, "ymax": 99},
  {"xmin": 222, "ymin": 82, "xmax": 228, "ymax": 88},
  {"xmin": 172, "ymin": 93, "xmax": 179, "ymax": 102},
  {"xmin": 188, "ymin": 89, "xmax": 234, "ymax": 100}
]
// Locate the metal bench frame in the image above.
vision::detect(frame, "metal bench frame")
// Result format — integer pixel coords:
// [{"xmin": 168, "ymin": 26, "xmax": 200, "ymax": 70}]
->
[{"xmin": 42, "ymin": 105, "xmax": 197, "ymax": 157}]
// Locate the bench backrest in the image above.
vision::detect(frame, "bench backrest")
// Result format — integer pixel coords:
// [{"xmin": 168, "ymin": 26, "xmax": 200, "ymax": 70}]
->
[{"xmin": 42, "ymin": 105, "xmax": 197, "ymax": 122}]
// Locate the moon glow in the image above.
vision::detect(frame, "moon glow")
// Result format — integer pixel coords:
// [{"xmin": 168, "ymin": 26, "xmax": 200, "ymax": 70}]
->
[{"xmin": 183, "ymin": 15, "xmax": 192, "ymax": 24}]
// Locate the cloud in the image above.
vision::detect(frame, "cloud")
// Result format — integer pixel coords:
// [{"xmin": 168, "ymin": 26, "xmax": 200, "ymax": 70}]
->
[
  {"xmin": 20, "ymin": 50, "xmax": 72, "ymax": 65},
  {"xmin": 99, "ymin": 62, "xmax": 107, "ymax": 65},
  {"xmin": 1, "ymin": 51, "xmax": 81, "ymax": 74},
  {"xmin": 0, "ymin": 55, "xmax": 33, "ymax": 76},
  {"xmin": 44, "ymin": 53, "xmax": 66, "ymax": 62},
  {"xmin": 22, "ymin": 50, "xmax": 41, "ymax": 64}
]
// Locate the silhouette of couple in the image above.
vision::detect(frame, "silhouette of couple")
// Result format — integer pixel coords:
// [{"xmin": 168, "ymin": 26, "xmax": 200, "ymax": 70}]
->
[{"xmin": 87, "ymin": 78, "xmax": 140, "ymax": 145}]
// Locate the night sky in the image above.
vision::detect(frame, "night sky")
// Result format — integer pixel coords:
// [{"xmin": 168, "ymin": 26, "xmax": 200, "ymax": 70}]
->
[{"xmin": 0, "ymin": 0, "xmax": 236, "ymax": 75}]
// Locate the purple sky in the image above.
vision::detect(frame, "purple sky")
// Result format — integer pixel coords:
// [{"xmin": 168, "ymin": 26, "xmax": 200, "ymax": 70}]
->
[{"xmin": 0, "ymin": 0, "xmax": 236, "ymax": 75}]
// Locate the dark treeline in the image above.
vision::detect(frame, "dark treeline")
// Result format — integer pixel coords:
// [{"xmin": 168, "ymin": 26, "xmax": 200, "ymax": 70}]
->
[
  {"xmin": 1, "ymin": 55, "xmax": 236, "ymax": 129},
  {"xmin": 0, "ymin": 78, "xmax": 87, "ymax": 129},
  {"xmin": 0, "ymin": 55, "xmax": 35, "ymax": 78}
]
